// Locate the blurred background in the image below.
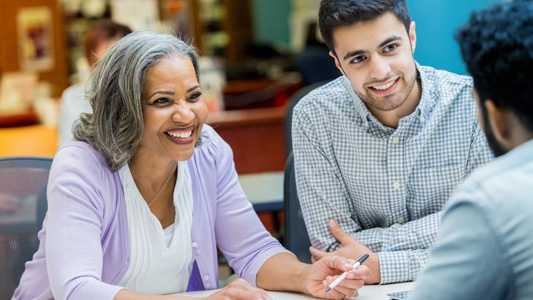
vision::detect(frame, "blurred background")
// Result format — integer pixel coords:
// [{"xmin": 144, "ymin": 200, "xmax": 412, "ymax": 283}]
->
[{"xmin": 0, "ymin": 0, "xmax": 501, "ymax": 120}]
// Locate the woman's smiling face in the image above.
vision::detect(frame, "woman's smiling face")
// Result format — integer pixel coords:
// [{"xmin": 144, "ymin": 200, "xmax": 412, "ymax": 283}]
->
[{"xmin": 137, "ymin": 55, "xmax": 208, "ymax": 162}]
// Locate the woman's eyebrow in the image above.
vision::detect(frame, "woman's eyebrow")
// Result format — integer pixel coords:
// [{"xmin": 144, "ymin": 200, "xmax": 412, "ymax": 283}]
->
[{"xmin": 147, "ymin": 91, "xmax": 175, "ymax": 99}]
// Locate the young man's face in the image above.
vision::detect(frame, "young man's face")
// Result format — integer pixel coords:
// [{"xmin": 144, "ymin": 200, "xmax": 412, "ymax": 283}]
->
[{"xmin": 330, "ymin": 12, "xmax": 418, "ymax": 114}]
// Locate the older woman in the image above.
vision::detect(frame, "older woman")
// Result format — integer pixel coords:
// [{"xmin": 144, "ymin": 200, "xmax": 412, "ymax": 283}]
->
[{"xmin": 13, "ymin": 32, "xmax": 369, "ymax": 300}]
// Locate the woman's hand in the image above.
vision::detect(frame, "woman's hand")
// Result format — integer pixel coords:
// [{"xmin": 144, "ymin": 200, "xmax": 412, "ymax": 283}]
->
[
  {"xmin": 304, "ymin": 255, "xmax": 370, "ymax": 300},
  {"xmin": 205, "ymin": 278, "xmax": 272, "ymax": 300}
]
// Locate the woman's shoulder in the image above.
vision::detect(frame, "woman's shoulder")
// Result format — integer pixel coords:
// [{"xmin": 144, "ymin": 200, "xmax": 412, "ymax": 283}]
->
[
  {"xmin": 53, "ymin": 140, "xmax": 112, "ymax": 178},
  {"xmin": 190, "ymin": 124, "xmax": 234, "ymax": 167},
  {"xmin": 196, "ymin": 124, "xmax": 231, "ymax": 153}
]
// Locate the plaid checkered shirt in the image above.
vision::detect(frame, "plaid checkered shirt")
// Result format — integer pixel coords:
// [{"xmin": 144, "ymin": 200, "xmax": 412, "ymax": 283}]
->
[{"xmin": 292, "ymin": 63, "xmax": 494, "ymax": 284}]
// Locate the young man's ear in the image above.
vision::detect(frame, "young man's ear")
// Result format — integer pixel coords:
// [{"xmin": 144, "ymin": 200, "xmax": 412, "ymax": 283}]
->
[
  {"xmin": 485, "ymin": 100, "xmax": 510, "ymax": 143},
  {"xmin": 329, "ymin": 51, "xmax": 346, "ymax": 76},
  {"xmin": 409, "ymin": 21, "xmax": 417, "ymax": 54}
]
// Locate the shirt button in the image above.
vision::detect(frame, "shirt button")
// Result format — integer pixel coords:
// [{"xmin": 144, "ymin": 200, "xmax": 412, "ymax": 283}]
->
[
  {"xmin": 203, "ymin": 275, "xmax": 210, "ymax": 280},
  {"xmin": 398, "ymin": 217, "xmax": 405, "ymax": 224},
  {"xmin": 205, "ymin": 283, "xmax": 212, "ymax": 289},
  {"xmin": 392, "ymin": 137, "xmax": 399, "ymax": 144},
  {"xmin": 364, "ymin": 122, "xmax": 369, "ymax": 128},
  {"xmin": 393, "ymin": 181, "xmax": 400, "ymax": 189},
  {"xmin": 420, "ymin": 116, "xmax": 426, "ymax": 122},
  {"xmin": 196, "ymin": 249, "xmax": 201, "ymax": 255},
  {"xmin": 192, "ymin": 242, "xmax": 198, "ymax": 248}
]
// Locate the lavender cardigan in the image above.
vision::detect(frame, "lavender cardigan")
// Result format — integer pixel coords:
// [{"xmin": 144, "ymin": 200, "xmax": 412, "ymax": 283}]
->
[{"xmin": 13, "ymin": 125, "xmax": 289, "ymax": 300}]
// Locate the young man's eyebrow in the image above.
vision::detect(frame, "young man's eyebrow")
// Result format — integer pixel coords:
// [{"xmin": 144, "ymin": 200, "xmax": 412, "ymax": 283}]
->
[
  {"xmin": 377, "ymin": 36, "xmax": 402, "ymax": 49},
  {"xmin": 343, "ymin": 50, "xmax": 367, "ymax": 61},
  {"xmin": 342, "ymin": 35, "xmax": 403, "ymax": 61}
]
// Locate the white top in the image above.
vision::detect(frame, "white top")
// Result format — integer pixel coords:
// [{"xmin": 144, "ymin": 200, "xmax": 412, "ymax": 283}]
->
[
  {"xmin": 58, "ymin": 83, "xmax": 92, "ymax": 146},
  {"xmin": 117, "ymin": 161, "xmax": 194, "ymax": 295}
]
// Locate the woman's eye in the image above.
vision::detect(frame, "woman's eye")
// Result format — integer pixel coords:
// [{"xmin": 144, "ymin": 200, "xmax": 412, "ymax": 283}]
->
[
  {"xmin": 188, "ymin": 92, "xmax": 202, "ymax": 101},
  {"xmin": 153, "ymin": 97, "xmax": 171, "ymax": 105}
]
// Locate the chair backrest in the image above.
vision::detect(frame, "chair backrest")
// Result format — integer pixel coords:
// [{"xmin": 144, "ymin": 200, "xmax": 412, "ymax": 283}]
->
[
  {"xmin": 296, "ymin": 46, "xmax": 341, "ymax": 86},
  {"xmin": 0, "ymin": 156, "xmax": 52, "ymax": 300},
  {"xmin": 283, "ymin": 152, "xmax": 312, "ymax": 263},
  {"xmin": 285, "ymin": 81, "xmax": 329, "ymax": 157}
]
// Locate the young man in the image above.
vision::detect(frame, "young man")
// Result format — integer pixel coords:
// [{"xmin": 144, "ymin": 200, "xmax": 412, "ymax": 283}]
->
[
  {"xmin": 292, "ymin": 0, "xmax": 493, "ymax": 284},
  {"xmin": 409, "ymin": 1, "xmax": 533, "ymax": 298}
]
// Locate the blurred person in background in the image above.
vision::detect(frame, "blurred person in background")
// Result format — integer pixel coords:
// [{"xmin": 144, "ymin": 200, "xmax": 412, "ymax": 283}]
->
[{"xmin": 58, "ymin": 21, "xmax": 132, "ymax": 146}]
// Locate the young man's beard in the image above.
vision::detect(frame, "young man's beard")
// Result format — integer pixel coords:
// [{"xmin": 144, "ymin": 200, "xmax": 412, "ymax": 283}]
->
[{"xmin": 480, "ymin": 102, "xmax": 508, "ymax": 157}]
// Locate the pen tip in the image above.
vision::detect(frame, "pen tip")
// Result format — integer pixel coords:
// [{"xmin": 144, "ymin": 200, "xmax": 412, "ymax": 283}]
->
[{"xmin": 325, "ymin": 287, "xmax": 331, "ymax": 293}]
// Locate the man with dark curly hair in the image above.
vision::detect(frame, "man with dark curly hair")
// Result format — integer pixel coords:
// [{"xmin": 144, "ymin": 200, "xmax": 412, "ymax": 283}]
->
[{"xmin": 409, "ymin": 1, "xmax": 533, "ymax": 299}]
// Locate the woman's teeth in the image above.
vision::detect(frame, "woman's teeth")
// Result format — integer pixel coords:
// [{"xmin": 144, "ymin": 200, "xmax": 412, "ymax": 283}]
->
[{"xmin": 166, "ymin": 131, "xmax": 192, "ymax": 138}]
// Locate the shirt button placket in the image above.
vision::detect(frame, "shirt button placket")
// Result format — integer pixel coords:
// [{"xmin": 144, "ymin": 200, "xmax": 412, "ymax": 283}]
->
[{"xmin": 389, "ymin": 133, "xmax": 407, "ymax": 226}]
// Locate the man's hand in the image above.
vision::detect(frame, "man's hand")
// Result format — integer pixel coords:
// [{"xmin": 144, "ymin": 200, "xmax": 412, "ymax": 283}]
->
[
  {"xmin": 309, "ymin": 219, "xmax": 381, "ymax": 284},
  {"xmin": 304, "ymin": 255, "xmax": 370, "ymax": 300}
]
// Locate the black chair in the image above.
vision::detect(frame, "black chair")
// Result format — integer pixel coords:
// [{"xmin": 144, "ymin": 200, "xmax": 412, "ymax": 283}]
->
[
  {"xmin": 285, "ymin": 81, "xmax": 330, "ymax": 157},
  {"xmin": 283, "ymin": 152, "xmax": 312, "ymax": 263},
  {"xmin": 0, "ymin": 156, "xmax": 52, "ymax": 300},
  {"xmin": 296, "ymin": 46, "xmax": 341, "ymax": 86}
]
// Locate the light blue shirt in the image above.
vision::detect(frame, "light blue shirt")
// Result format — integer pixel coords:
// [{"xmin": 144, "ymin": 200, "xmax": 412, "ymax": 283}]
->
[
  {"xmin": 410, "ymin": 139, "xmax": 533, "ymax": 300},
  {"xmin": 292, "ymin": 63, "xmax": 493, "ymax": 283}
]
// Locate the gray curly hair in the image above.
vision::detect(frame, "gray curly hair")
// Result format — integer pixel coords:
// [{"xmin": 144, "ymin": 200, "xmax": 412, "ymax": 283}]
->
[{"xmin": 73, "ymin": 31, "xmax": 200, "ymax": 172}]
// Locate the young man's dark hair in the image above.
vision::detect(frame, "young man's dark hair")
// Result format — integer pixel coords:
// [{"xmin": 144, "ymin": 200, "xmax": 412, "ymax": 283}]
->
[
  {"xmin": 318, "ymin": 0, "xmax": 411, "ymax": 54},
  {"xmin": 455, "ymin": 0, "xmax": 533, "ymax": 136}
]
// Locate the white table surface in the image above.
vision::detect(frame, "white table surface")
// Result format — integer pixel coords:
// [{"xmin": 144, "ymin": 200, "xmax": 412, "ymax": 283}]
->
[
  {"xmin": 238, "ymin": 171, "xmax": 284, "ymax": 206},
  {"xmin": 170, "ymin": 282, "xmax": 414, "ymax": 299}
]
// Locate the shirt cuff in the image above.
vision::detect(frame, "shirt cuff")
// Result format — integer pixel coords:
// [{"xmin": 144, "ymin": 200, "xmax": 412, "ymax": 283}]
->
[{"xmin": 377, "ymin": 251, "xmax": 414, "ymax": 284}]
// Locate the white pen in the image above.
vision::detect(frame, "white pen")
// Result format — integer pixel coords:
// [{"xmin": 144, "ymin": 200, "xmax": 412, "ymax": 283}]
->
[{"xmin": 325, "ymin": 254, "xmax": 369, "ymax": 293}]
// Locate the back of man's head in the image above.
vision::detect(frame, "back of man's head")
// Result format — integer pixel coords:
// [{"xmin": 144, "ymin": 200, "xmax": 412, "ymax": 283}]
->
[
  {"xmin": 456, "ymin": 0, "xmax": 533, "ymax": 134},
  {"xmin": 318, "ymin": 0, "xmax": 411, "ymax": 54}
]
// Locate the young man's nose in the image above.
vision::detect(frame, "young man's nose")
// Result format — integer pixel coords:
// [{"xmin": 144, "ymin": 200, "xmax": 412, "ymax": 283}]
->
[{"xmin": 368, "ymin": 56, "xmax": 391, "ymax": 80}]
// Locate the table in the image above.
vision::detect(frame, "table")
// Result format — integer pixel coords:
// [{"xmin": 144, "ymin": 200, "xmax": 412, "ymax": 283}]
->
[
  {"xmin": 171, "ymin": 282, "xmax": 414, "ymax": 300},
  {"xmin": 239, "ymin": 171, "xmax": 284, "ymax": 212}
]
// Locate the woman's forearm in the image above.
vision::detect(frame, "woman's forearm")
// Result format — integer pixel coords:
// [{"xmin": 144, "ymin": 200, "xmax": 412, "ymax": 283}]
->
[
  {"xmin": 114, "ymin": 289, "xmax": 198, "ymax": 300},
  {"xmin": 256, "ymin": 253, "xmax": 310, "ymax": 294}
]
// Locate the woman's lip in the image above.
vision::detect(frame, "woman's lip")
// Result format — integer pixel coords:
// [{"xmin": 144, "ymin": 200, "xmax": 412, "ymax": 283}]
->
[
  {"xmin": 165, "ymin": 125, "xmax": 195, "ymax": 133},
  {"xmin": 164, "ymin": 126, "xmax": 195, "ymax": 145}
]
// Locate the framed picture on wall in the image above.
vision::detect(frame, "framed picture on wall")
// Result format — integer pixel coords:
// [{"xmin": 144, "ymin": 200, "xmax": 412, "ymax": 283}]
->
[{"xmin": 16, "ymin": 7, "xmax": 55, "ymax": 72}]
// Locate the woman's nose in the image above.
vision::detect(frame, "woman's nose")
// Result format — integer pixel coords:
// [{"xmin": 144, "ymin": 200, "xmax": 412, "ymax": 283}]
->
[{"xmin": 171, "ymin": 101, "xmax": 194, "ymax": 122}]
